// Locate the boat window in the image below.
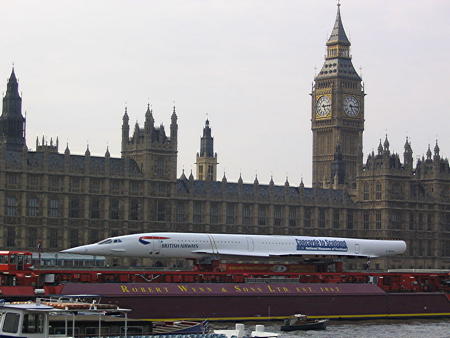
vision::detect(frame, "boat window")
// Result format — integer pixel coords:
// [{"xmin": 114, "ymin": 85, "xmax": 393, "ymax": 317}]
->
[
  {"xmin": 113, "ymin": 239, "xmax": 122, "ymax": 243},
  {"xmin": 50, "ymin": 326, "xmax": 79, "ymax": 335},
  {"xmin": 121, "ymin": 326, "xmax": 144, "ymax": 334},
  {"xmin": 86, "ymin": 326, "xmax": 110, "ymax": 335},
  {"xmin": 98, "ymin": 239, "xmax": 112, "ymax": 245},
  {"xmin": 3, "ymin": 313, "xmax": 20, "ymax": 333},
  {"xmin": 22, "ymin": 313, "xmax": 44, "ymax": 333}
]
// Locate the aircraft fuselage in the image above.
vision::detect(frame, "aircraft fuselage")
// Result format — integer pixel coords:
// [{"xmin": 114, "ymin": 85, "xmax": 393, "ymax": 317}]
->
[{"xmin": 61, "ymin": 232, "xmax": 406, "ymax": 259}]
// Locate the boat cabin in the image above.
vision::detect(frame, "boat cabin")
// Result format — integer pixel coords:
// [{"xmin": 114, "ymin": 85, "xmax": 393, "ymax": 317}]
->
[
  {"xmin": 0, "ymin": 302, "xmax": 62, "ymax": 337},
  {"xmin": 0, "ymin": 299, "xmax": 134, "ymax": 337}
]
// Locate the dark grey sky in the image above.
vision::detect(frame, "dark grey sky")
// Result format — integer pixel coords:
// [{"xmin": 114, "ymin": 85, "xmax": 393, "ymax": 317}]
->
[{"xmin": 1, "ymin": 0, "xmax": 449, "ymax": 186}]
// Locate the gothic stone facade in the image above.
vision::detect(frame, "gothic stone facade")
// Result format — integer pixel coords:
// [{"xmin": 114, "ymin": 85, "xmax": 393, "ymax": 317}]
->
[{"xmin": 0, "ymin": 6, "xmax": 449, "ymax": 270}]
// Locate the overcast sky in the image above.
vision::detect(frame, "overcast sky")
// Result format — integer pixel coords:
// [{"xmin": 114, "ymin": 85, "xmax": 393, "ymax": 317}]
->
[{"xmin": 1, "ymin": 0, "xmax": 449, "ymax": 186}]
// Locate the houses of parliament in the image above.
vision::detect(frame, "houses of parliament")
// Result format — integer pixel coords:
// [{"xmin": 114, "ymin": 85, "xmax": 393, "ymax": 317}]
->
[{"xmin": 0, "ymin": 5, "xmax": 449, "ymax": 270}]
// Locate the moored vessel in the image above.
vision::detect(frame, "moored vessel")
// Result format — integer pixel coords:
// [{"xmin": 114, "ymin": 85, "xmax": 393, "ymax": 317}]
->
[
  {"xmin": 56, "ymin": 281, "xmax": 450, "ymax": 321},
  {"xmin": 0, "ymin": 251, "xmax": 448, "ymax": 321},
  {"xmin": 280, "ymin": 314, "xmax": 328, "ymax": 331},
  {"xmin": 0, "ymin": 298, "xmax": 210, "ymax": 337}
]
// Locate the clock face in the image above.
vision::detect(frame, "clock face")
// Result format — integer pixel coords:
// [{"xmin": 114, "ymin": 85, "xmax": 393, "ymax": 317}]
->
[
  {"xmin": 344, "ymin": 95, "xmax": 360, "ymax": 117},
  {"xmin": 316, "ymin": 95, "xmax": 331, "ymax": 118}
]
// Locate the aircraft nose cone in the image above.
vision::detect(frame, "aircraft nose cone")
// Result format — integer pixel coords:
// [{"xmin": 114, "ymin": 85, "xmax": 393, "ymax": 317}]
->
[{"xmin": 61, "ymin": 245, "xmax": 89, "ymax": 254}]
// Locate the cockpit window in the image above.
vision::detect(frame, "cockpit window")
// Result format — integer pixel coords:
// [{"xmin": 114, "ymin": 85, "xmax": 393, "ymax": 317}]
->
[
  {"xmin": 113, "ymin": 239, "xmax": 122, "ymax": 243},
  {"xmin": 98, "ymin": 239, "xmax": 112, "ymax": 245}
]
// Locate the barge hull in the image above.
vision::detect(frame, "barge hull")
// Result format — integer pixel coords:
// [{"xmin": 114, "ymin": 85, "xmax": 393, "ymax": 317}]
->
[{"xmin": 59, "ymin": 283, "xmax": 450, "ymax": 321}]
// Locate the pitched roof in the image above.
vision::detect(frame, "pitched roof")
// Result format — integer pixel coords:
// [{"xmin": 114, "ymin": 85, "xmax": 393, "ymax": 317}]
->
[
  {"xmin": 5, "ymin": 150, "xmax": 143, "ymax": 177},
  {"xmin": 176, "ymin": 179, "xmax": 353, "ymax": 205}
]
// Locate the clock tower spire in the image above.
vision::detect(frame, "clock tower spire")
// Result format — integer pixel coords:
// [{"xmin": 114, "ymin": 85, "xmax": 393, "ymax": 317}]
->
[{"xmin": 311, "ymin": 3, "xmax": 364, "ymax": 189}]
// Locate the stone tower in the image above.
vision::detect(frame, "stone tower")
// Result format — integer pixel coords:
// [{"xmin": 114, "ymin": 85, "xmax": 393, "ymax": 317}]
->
[
  {"xmin": 311, "ymin": 4, "xmax": 364, "ymax": 188},
  {"xmin": 121, "ymin": 104, "xmax": 178, "ymax": 180},
  {"xmin": 196, "ymin": 119, "xmax": 218, "ymax": 181},
  {"xmin": 0, "ymin": 68, "xmax": 26, "ymax": 151}
]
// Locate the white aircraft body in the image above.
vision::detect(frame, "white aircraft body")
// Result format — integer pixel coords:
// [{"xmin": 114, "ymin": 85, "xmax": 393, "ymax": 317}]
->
[{"xmin": 61, "ymin": 232, "xmax": 406, "ymax": 259}]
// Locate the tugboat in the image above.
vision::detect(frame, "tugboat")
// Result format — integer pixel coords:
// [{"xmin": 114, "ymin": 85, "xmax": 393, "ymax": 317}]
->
[{"xmin": 280, "ymin": 314, "xmax": 328, "ymax": 331}]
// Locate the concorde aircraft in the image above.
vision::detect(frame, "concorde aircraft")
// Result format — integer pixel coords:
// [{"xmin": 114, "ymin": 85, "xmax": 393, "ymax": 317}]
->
[{"xmin": 61, "ymin": 232, "xmax": 406, "ymax": 259}]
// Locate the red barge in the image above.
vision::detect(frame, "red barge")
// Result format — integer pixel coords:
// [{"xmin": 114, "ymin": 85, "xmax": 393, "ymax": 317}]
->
[{"xmin": 1, "ymin": 251, "xmax": 449, "ymax": 321}]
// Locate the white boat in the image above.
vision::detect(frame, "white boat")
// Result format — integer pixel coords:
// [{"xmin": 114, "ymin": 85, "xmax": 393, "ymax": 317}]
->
[
  {"xmin": 250, "ymin": 324, "xmax": 280, "ymax": 338},
  {"xmin": 0, "ymin": 298, "xmax": 131, "ymax": 337},
  {"xmin": 214, "ymin": 323, "xmax": 279, "ymax": 338},
  {"xmin": 214, "ymin": 323, "xmax": 247, "ymax": 338}
]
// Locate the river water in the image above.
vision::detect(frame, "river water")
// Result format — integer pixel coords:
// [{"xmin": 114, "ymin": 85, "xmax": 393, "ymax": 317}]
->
[{"xmin": 212, "ymin": 319, "xmax": 450, "ymax": 338}]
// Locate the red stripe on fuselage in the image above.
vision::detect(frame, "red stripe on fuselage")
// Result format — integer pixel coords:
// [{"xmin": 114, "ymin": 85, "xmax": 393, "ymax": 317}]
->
[{"xmin": 140, "ymin": 236, "xmax": 170, "ymax": 240}]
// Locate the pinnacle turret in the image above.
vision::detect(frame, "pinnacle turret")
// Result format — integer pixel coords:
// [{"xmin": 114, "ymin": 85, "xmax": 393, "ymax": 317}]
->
[
  {"xmin": 434, "ymin": 140, "xmax": 440, "ymax": 157},
  {"xmin": 327, "ymin": 3, "xmax": 350, "ymax": 46},
  {"xmin": 5, "ymin": 68, "xmax": 19, "ymax": 98},
  {"xmin": 122, "ymin": 107, "xmax": 129, "ymax": 123},
  {"xmin": 426, "ymin": 144, "xmax": 432, "ymax": 160},
  {"xmin": 299, "ymin": 178, "xmax": 304, "ymax": 189},
  {"xmin": 383, "ymin": 135, "xmax": 390, "ymax": 150},
  {"xmin": 404, "ymin": 137, "xmax": 412, "ymax": 153},
  {"xmin": 200, "ymin": 118, "xmax": 214, "ymax": 157},
  {"xmin": 253, "ymin": 174, "xmax": 259, "ymax": 185},
  {"xmin": 2, "ymin": 68, "xmax": 23, "ymax": 118},
  {"xmin": 9, "ymin": 67, "xmax": 17, "ymax": 81},
  {"xmin": 378, "ymin": 140, "xmax": 383, "ymax": 154},
  {"xmin": 222, "ymin": 172, "xmax": 227, "ymax": 183},
  {"xmin": 171, "ymin": 105, "xmax": 177, "ymax": 122},
  {"xmin": 64, "ymin": 143, "xmax": 70, "ymax": 155},
  {"xmin": 0, "ymin": 67, "xmax": 26, "ymax": 151},
  {"xmin": 144, "ymin": 104, "xmax": 154, "ymax": 132},
  {"xmin": 403, "ymin": 137, "xmax": 413, "ymax": 169},
  {"xmin": 180, "ymin": 169, "xmax": 187, "ymax": 180},
  {"xmin": 170, "ymin": 105, "xmax": 178, "ymax": 143},
  {"xmin": 195, "ymin": 117, "xmax": 217, "ymax": 181},
  {"xmin": 121, "ymin": 107, "xmax": 130, "ymax": 153},
  {"xmin": 145, "ymin": 104, "xmax": 153, "ymax": 121}
]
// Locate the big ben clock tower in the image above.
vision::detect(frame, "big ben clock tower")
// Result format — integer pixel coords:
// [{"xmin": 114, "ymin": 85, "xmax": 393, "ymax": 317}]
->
[{"xmin": 311, "ymin": 4, "xmax": 364, "ymax": 189}]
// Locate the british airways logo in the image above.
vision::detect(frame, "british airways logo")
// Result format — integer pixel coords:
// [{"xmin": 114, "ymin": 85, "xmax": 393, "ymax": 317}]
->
[
  {"xmin": 138, "ymin": 236, "xmax": 170, "ymax": 245},
  {"xmin": 296, "ymin": 239, "xmax": 348, "ymax": 252}
]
